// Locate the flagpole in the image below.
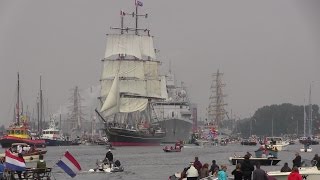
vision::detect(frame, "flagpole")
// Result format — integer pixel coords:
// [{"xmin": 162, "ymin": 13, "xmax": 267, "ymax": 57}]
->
[{"xmin": 135, "ymin": 1, "xmax": 138, "ymax": 35}]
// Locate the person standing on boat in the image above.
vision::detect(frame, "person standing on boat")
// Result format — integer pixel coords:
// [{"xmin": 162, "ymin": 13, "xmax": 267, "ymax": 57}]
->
[
  {"xmin": 288, "ymin": 167, "xmax": 303, "ymax": 180},
  {"xmin": 231, "ymin": 163, "xmax": 243, "ymax": 180},
  {"xmin": 104, "ymin": 149, "xmax": 113, "ymax": 167},
  {"xmin": 199, "ymin": 163, "xmax": 209, "ymax": 179},
  {"xmin": 193, "ymin": 157, "xmax": 202, "ymax": 173},
  {"xmin": 209, "ymin": 160, "xmax": 219, "ymax": 175},
  {"xmin": 292, "ymin": 152, "xmax": 302, "ymax": 168},
  {"xmin": 252, "ymin": 162, "xmax": 268, "ymax": 180},
  {"xmin": 312, "ymin": 154, "xmax": 320, "ymax": 169},
  {"xmin": 186, "ymin": 162, "xmax": 199, "ymax": 180},
  {"xmin": 36, "ymin": 154, "xmax": 46, "ymax": 169},
  {"xmin": 17, "ymin": 145, "xmax": 22, "ymax": 154},
  {"xmin": 280, "ymin": 162, "xmax": 291, "ymax": 172},
  {"xmin": 217, "ymin": 165, "xmax": 228, "ymax": 180},
  {"xmin": 241, "ymin": 155, "xmax": 254, "ymax": 180}
]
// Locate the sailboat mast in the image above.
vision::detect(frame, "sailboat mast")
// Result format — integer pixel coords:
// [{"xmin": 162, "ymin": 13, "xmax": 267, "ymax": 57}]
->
[
  {"xmin": 271, "ymin": 116, "xmax": 274, "ymax": 137},
  {"xmin": 309, "ymin": 84, "xmax": 312, "ymax": 136},
  {"xmin": 59, "ymin": 107, "xmax": 62, "ymax": 130},
  {"xmin": 17, "ymin": 72, "xmax": 20, "ymax": 125},
  {"xmin": 135, "ymin": 4, "xmax": 138, "ymax": 35},
  {"xmin": 304, "ymin": 103, "xmax": 306, "ymax": 137},
  {"xmin": 40, "ymin": 76, "xmax": 43, "ymax": 132}
]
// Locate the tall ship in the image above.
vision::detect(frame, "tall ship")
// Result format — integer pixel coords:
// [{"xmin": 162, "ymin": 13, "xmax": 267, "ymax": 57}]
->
[
  {"xmin": 152, "ymin": 69, "xmax": 193, "ymax": 143},
  {"xmin": 0, "ymin": 73, "xmax": 46, "ymax": 148},
  {"xmin": 95, "ymin": 3, "xmax": 166, "ymax": 146},
  {"xmin": 204, "ymin": 69, "xmax": 231, "ymax": 140}
]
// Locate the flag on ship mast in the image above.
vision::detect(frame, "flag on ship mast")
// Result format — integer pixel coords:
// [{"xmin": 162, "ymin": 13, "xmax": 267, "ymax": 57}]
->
[{"xmin": 135, "ymin": 0, "xmax": 143, "ymax": 7}]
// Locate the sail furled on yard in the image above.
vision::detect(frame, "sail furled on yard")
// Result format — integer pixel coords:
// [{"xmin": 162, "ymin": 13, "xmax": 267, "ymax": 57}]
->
[{"xmin": 104, "ymin": 34, "xmax": 156, "ymax": 60}]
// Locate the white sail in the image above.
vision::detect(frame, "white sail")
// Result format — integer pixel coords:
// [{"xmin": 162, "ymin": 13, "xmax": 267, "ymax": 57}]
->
[
  {"xmin": 101, "ymin": 80, "xmax": 144, "ymax": 98},
  {"xmin": 100, "ymin": 74, "xmax": 120, "ymax": 116},
  {"xmin": 104, "ymin": 34, "xmax": 156, "ymax": 60},
  {"xmin": 140, "ymin": 35, "xmax": 156, "ymax": 59},
  {"xmin": 146, "ymin": 79, "xmax": 162, "ymax": 98},
  {"xmin": 101, "ymin": 60, "xmax": 162, "ymax": 99},
  {"xmin": 120, "ymin": 98, "xmax": 148, "ymax": 112},
  {"xmin": 160, "ymin": 76, "xmax": 168, "ymax": 100},
  {"xmin": 102, "ymin": 60, "xmax": 145, "ymax": 80},
  {"xmin": 144, "ymin": 61, "xmax": 159, "ymax": 79}
]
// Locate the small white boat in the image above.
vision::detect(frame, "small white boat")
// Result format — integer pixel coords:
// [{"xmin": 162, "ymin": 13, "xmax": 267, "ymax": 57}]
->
[
  {"xmin": 264, "ymin": 137, "xmax": 289, "ymax": 151},
  {"xmin": 88, "ymin": 160, "xmax": 124, "ymax": 173},
  {"xmin": 88, "ymin": 166, "xmax": 124, "ymax": 173},
  {"xmin": 268, "ymin": 166, "xmax": 320, "ymax": 180},
  {"xmin": 300, "ymin": 147, "xmax": 312, "ymax": 152}
]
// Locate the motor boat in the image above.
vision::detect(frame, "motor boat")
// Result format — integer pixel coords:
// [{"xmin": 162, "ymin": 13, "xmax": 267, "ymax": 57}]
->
[
  {"xmin": 268, "ymin": 166, "xmax": 320, "ymax": 180},
  {"xmin": 300, "ymin": 146, "xmax": 312, "ymax": 152},
  {"xmin": 88, "ymin": 159, "xmax": 124, "ymax": 173}
]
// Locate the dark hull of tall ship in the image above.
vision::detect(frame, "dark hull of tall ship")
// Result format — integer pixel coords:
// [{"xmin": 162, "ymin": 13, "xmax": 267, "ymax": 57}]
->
[
  {"xmin": 0, "ymin": 136, "xmax": 46, "ymax": 148},
  {"xmin": 105, "ymin": 127, "xmax": 165, "ymax": 146},
  {"xmin": 158, "ymin": 118, "xmax": 193, "ymax": 143}
]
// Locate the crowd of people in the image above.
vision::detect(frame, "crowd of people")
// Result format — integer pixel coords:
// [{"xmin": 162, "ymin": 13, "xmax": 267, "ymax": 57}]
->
[
  {"xmin": 175, "ymin": 157, "xmax": 226, "ymax": 180},
  {"xmin": 171, "ymin": 151, "xmax": 320, "ymax": 180}
]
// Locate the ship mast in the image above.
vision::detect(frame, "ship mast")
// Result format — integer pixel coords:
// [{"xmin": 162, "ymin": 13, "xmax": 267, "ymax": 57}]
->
[
  {"xmin": 111, "ymin": 3, "xmax": 149, "ymax": 36},
  {"xmin": 16, "ymin": 72, "xmax": 20, "ymax": 125},
  {"xmin": 207, "ymin": 69, "xmax": 227, "ymax": 129},
  {"xmin": 308, "ymin": 84, "xmax": 312, "ymax": 137}
]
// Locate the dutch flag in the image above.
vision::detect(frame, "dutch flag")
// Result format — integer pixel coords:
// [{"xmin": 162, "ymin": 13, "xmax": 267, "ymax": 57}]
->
[
  {"xmin": 5, "ymin": 150, "xmax": 26, "ymax": 171},
  {"xmin": 56, "ymin": 151, "xmax": 81, "ymax": 178}
]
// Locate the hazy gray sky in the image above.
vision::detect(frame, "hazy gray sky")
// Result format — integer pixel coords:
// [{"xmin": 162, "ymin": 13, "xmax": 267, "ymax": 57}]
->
[{"xmin": 1, "ymin": 0, "xmax": 319, "ymax": 125}]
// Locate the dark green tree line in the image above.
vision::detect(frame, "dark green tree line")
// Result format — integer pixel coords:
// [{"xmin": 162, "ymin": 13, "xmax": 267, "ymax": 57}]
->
[{"xmin": 234, "ymin": 103, "xmax": 320, "ymax": 137}]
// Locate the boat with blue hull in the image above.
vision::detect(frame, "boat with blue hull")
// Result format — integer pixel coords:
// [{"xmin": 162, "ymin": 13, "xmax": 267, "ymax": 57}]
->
[{"xmin": 40, "ymin": 117, "xmax": 73, "ymax": 146}]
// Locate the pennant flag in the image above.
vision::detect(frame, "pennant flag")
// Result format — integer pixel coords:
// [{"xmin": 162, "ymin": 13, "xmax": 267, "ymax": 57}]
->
[
  {"xmin": 56, "ymin": 151, "xmax": 81, "ymax": 178},
  {"xmin": 5, "ymin": 150, "xmax": 26, "ymax": 171},
  {"xmin": 135, "ymin": 0, "xmax": 143, "ymax": 7}
]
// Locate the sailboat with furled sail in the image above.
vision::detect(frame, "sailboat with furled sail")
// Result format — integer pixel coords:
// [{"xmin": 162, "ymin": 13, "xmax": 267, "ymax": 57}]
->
[
  {"xmin": 95, "ymin": 2, "xmax": 166, "ymax": 146},
  {"xmin": 0, "ymin": 73, "xmax": 46, "ymax": 148}
]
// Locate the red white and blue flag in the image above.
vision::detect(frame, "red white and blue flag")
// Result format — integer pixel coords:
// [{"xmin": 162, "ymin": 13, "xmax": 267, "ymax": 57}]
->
[
  {"xmin": 5, "ymin": 150, "xmax": 26, "ymax": 171},
  {"xmin": 56, "ymin": 151, "xmax": 81, "ymax": 178},
  {"xmin": 135, "ymin": 0, "xmax": 143, "ymax": 6}
]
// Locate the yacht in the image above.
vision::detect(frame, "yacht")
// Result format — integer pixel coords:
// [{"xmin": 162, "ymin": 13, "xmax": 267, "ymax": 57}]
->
[{"xmin": 264, "ymin": 137, "xmax": 289, "ymax": 151}]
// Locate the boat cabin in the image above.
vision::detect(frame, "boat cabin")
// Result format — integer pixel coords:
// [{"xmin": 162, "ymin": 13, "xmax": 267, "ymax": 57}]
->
[
  {"xmin": 41, "ymin": 128, "xmax": 60, "ymax": 140},
  {"xmin": 265, "ymin": 137, "xmax": 284, "ymax": 145},
  {"xmin": 5, "ymin": 125, "xmax": 31, "ymax": 139},
  {"xmin": 10, "ymin": 143, "xmax": 33, "ymax": 153}
]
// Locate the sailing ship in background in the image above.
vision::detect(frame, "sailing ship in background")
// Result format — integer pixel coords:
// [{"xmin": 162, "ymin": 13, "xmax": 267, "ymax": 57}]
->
[
  {"xmin": 202, "ymin": 69, "xmax": 230, "ymax": 142},
  {"xmin": 95, "ymin": 3, "xmax": 166, "ymax": 146},
  {"xmin": 152, "ymin": 69, "xmax": 193, "ymax": 143},
  {"xmin": 0, "ymin": 73, "xmax": 46, "ymax": 148}
]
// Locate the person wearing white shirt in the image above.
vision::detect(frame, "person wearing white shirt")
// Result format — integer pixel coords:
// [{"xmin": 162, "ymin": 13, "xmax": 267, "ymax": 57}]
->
[{"xmin": 186, "ymin": 162, "xmax": 199, "ymax": 180}]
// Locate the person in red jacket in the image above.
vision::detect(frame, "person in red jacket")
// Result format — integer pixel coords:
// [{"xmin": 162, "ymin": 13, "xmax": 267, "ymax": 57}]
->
[
  {"xmin": 193, "ymin": 156, "xmax": 202, "ymax": 173},
  {"xmin": 288, "ymin": 167, "xmax": 302, "ymax": 180}
]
